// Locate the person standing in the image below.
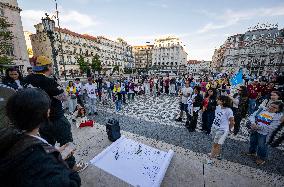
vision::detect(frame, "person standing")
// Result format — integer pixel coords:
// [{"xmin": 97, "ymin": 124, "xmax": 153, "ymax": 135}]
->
[
  {"xmin": 159, "ymin": 76, "xmax": 164, "ymax": 94},
  {"xmin": 74, "ymin": 78, "xmax": 84, "ymax": 106},
  {"xmin": 84, "ymin": 78, "xmax": 98, "ymax": 115},
  {"xmin": 245, "ymin": 101, "xmax": 283, "ymax": 165},
  {"xmin": 23, "ymin": 56, "xmax": 87, "ymax": 171},
  {"xmin": 187, "ymin": 86, "xmax": 203, "ymax": 132},
  {"xmin": 175, "ymin": 81, "xmax": 193, "ymax": 122},
  {"xmin": 113, "ymin": 83, "xmax": 122, "ymax": 112},
  {"xmin": 229, "ymin": 86, "xmax": 248, "ymax": 135},
  {"xmin": 66, "ymin": 81, "xmax": 77, "ymax": 114},
  {"xmin": 207, "ymin": 96, "xmax": 235, "ymax": 164},
  {"xmin": 2, "ymin": 67, "xmax": 23, "ymax": 90},
  {"xmin": 247, "ymin": 79, "xmax": 261, "ymax": 115},
  {"xmin": 169, "ymin": 77, "xmax": 176, "ymax": 96},
  {"xmin": 128, "ymin": 79, "xmax": 135, "ymax": 101},
  {"xmin": 164, "ymin": 75, "xmax": 170, "ymax": 95},
  {"xmin": 202, "ymin": 88, "xmax": 217, "ymax": 134}
]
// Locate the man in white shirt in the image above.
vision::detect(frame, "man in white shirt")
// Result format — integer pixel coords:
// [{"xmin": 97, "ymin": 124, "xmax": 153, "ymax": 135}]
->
[
  {"xmin": 175, "ymin": 81, "xmax": 193, "ymax": 122},
  {"xmin": 84, "ymin": 78, "xmax": 97, "ymax": 115}
]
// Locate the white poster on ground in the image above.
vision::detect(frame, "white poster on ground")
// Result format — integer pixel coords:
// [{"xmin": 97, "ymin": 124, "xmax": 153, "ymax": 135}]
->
[{"xmin": 90, "ymin": 136, "xmax": 174, "ymax": 187}]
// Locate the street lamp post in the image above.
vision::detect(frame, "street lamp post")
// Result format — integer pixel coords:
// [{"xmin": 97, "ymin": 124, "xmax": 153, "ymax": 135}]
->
[
  {"xmin": 42, "ymin": 13, "xmax": 59, "ymax": 77},
  {"xmin": 54, "ymin": 0, "xmax": 67, "ymax": 81}
]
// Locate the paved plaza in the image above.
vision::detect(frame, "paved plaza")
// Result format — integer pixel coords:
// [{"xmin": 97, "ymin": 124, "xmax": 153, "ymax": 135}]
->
[{"xmin": 68, "ymin": 95, "xmax": 284, "ymax": 186}]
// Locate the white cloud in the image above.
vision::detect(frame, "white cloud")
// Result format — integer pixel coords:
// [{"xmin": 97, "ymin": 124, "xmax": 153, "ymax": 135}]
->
[
  {"xmin": 198, "ymin": 6, "xmax": 284, "ymax": 33},
  {"xmin": 147, "ymin": 2, "xmax": 168, "ymax": 9},
  {"xmin": 21, "ymin": 9, "xmax": 99, "ymax": 34}
]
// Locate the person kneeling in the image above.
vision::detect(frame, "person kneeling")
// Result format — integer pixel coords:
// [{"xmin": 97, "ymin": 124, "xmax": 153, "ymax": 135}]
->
[{"xmin": 73, "ymin": 105, "xmax": 94, "ymax": 128}]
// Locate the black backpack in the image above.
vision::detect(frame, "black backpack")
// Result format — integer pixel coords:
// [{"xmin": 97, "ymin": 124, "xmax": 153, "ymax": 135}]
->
[{"xmin": 106, "ymin": 118, "xmax": 121, "ymax": 142}]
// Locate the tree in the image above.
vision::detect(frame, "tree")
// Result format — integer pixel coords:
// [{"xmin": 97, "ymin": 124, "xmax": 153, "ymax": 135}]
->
[
  {"xmin": 91, "ymin": 54, "xmax": 102, "ymax": 74},
  {"xmin": 0, "ymin": 17, "xmax": 14, "ymax": 65},
  {"xmin": 112, "ymin": 65, "xmax": 119, "ymax": 74},
  {"xmin": 77, "ymin": 55, "xmax": 89, "ymax": 74}
]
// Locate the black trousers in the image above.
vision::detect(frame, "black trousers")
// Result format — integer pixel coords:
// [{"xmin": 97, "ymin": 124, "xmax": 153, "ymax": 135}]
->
[
  {"xmin": 187, "ymin": 111, "xmax": 199, "ymax": 131},
  {"xmin": 40, "ymin": 116, "xmax": 75, "ymax": 168},
  {"xmin": 165, "ymin": 86, "xmax": 169, "ymax": 94},
  {"xmin": 202, "ymin": 110, "xmax": 215, "ymax": 134},
  {"xmin": 232, "ymin": 107, "xmax": 242, "ymax": 135}
]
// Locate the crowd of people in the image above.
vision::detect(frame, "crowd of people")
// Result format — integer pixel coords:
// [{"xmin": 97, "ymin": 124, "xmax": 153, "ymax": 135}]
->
[{"xmin": 0, "ymin": 55, "xmax": 283, "ymax": 186}]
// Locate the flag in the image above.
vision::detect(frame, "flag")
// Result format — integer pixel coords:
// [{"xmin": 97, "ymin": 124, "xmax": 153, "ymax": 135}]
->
[{"xmin": 230, "ymin": 69, "xmax": 243, "ymax": 86}]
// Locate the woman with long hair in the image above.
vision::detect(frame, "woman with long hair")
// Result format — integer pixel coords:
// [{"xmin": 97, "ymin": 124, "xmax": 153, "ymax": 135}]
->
[
  {"xmin": 2, "ymin": 67, "xmax": 23, "ymax": 90},
  {"xmin": 229, "ymin": 86, "xmax": 248, "ymax": 135},
  {"xmin": 259, "ymin": 91, "xmax": 282, "ymax": 109},
  {"xmin": 202, "ymin": 88, "xmax": 217, "ymax": 134}
]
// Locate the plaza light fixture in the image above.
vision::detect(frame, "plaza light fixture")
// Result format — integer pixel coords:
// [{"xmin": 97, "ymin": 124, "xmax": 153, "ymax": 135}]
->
[{"xmin": 41, "ymin": 13, "xmax": 59, "ymax": 77}]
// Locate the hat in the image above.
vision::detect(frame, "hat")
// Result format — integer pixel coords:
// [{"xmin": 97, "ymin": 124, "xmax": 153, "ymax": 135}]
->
[{"xmin": 32, "ymin": 56, "xmax": 52, "ymax": 72}]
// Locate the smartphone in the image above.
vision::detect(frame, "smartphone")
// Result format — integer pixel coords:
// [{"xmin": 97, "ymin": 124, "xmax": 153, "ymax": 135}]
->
[{"xmin": 60, "ymin": 142, "xmax": 76, "ymax": 160}]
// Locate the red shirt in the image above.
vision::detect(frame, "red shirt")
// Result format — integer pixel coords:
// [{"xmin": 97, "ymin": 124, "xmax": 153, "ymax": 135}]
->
[{"xmin": 247, "ymin": 84, "xmax": 260, "ymax": 99}]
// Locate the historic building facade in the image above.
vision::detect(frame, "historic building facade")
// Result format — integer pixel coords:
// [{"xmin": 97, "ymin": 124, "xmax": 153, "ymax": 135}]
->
[
  {"xmin": 152, "ymin": 36, "xmax": 188, "ymax": 74},
  {"xmin": 187, "ymin": 60, "xmax": 211, "ymax": 76},
  {"xmin": 24, "ymin": 31, "xmax": 33, "ymax": 58},
  {"xmin": 30, "ymin": 23, "xmax": 133, "ymax": 76},
  {"xmin": 212, "ymin": 26, "xmax": 284, "ymax": 76},
  {"xmin": 0, "ymin": 0, "xmax": 29, "ymax": 69},
  {"xmin": 133, "ymin": 45, "xmax": 153, "ymax": 69},
  {"xmin": 30, "ymin": 23, "xmax": 99, "ymax": 76},
  {"xmin": 97, "ymin": 36, "xmax": 134, "ymax": 74}
]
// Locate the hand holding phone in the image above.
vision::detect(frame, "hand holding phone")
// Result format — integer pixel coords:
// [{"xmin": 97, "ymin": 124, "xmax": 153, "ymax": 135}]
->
[{"xmin": 60, "ymin": 142, "xmax": 76, "ymax": 160}]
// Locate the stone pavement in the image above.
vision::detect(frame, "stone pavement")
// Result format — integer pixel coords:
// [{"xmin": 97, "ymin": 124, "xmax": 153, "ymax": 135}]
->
[
  {"xmin": 70, "ymin": 95, "xmax": 284, "ymax": 186},
  {"xmin": 71, "ymin": 123, "xmax": 284, "ymax": 187}
]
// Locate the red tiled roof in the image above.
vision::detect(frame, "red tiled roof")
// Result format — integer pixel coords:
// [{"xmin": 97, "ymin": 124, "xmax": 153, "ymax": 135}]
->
[
  {"xmin": 187, "ymin": 60, "xmax": 199, "ymax": 64},
  {"xmin": 54, "ymin": 27, "xmax": 97, "ymax": 41}
]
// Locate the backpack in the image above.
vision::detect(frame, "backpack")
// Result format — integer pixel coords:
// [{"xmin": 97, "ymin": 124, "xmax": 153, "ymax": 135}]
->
[{"xmin": 106, "ymin": 118, "xmax": 121, "ymax": 142}]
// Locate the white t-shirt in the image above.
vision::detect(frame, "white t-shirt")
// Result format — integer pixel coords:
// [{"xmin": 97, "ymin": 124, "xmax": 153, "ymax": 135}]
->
[
  {"xmin": 212, "ymin": 105, "xmax": 234, "ymax": 131},
  {"xmin": 84, "ymin": 83, "xmax": 97, "ymax": 98},
  {"xmin": 74, "ymin": 82, "xmax": 82, "ymax": 95},
  {"xmin": 106, "ymin": 81, "xmax": 111, "ymax": 88},
  {"xmin": 181, "ymin": 87, "xmax": 193, "ymax": 104}
]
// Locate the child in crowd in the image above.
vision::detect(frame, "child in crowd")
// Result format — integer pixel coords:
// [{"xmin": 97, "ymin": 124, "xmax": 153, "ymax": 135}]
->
[
  {"xmin": 245, "ymin": 101, "xmax": 283, "ymax": 165},
  {"xmin": 207, "ymin": 96, "xmax": 235, "ymax": 164},
  {"xmin": 73, "ymin": 105, "xmax": 94, "ymax": 128},
  {"xmin": 113, "ymin": 83, "xmax": 122, "ymax": 112},
  {"xmin": 66, "ymin": 81, "xmax": 77, "ymax": 114}
]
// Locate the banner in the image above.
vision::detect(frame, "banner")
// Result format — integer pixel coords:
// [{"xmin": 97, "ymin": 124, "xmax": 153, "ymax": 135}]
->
[{"xmin": 90, "ymin": 136, "xmax": 174, "ymax": 187}]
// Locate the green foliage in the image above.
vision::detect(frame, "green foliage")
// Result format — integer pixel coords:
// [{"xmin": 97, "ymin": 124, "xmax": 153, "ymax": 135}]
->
[
  {"xmin": 112, "ymin": 65, "xmax": 120, "ymax": 73},
  {"xmin": 124, "ymin": 67, "xmax": 133, "ymax": 74},
  {"xmin": 77, "ymin": 55, "xmax": 89, "ymax": 73},
  {"xmin": 0, "ymin": 18, "xmax": 14, "ymax": 65},
  {"xmin": 91, "ymin": 54, "xmax": 102, "ymax": 73}
]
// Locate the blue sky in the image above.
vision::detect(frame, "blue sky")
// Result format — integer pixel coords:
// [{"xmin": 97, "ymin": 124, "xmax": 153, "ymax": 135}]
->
[{"xmin": 18, "ymin": 0, "xmax": 284, "ymax": 60}]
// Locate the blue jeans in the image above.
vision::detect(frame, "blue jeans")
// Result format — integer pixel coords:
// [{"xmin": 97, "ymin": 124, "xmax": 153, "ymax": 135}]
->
[
  {"xmin": 249, "ymin": 131, "xmax": 268, "ymax": 160},
  {"xmin": 115, "ymin": 100, "xmax": 122, "ymax": 112},
  {"xmin": 248, "ymin": 98, "xmax": 256, "ymax": 115}
]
